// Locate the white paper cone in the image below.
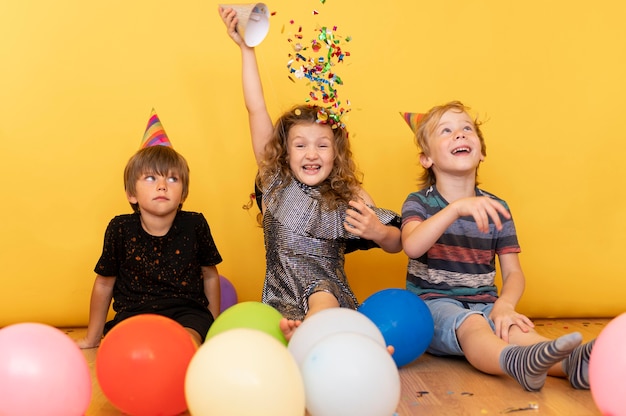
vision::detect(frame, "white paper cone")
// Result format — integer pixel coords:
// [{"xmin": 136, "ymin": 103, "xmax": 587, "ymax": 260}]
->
[{"xmin": 221, "ymin": 3, "xmax": 270, "ymax": 47}]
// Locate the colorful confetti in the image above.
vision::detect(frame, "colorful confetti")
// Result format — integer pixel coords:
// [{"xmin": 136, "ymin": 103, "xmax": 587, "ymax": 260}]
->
[{"xmin": 284, "ymin": 19, "xmax": 352, "ymax": 129}]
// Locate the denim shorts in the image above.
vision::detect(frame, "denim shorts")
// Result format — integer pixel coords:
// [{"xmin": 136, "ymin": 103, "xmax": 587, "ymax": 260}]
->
[{"xmin": 425, "ymin": 297, "xmax": 496, "ymax": 356}]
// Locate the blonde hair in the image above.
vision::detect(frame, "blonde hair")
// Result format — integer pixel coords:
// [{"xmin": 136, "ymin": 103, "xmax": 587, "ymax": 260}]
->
[
  {"xmin": 124, "ymin": 146, "xmax": 190, "ymax": 213},
  {"xmin": 414, "ymin": 101, "xmax": 487, "ymax": 188},
  {"xmin": 258, "ymin": 104, "xmax": 362, "ymax": 209}
]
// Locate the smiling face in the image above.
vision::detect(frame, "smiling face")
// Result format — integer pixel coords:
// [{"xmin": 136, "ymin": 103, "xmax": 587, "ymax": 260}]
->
[
  {"xmin": 420, "ymin": 109, "xmax": 485, "ymax": 179},
  {"xmin": 286, "ymin": 122, "xmax": 336, "ymax": 186}
]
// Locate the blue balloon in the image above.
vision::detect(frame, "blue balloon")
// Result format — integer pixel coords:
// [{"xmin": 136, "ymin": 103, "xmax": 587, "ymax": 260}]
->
[{"xmin": 358, "ymin": 288, "xmax": 434, "ymax": 367}]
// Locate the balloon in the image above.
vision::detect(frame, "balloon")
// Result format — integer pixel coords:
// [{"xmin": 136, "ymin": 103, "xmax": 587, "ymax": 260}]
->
[
  {"xmin": 185, "ymin": 328, "xmax": 306, "ymax": 416},
  {"xmin": 96, "ymin": 314, "xmax": 197, "ymax": 416},
  {"xmin": 288, "ymin": 307, "xmax": 386, "ymax": 367},
  {"xmin": 206, "ymin": 301, "xmax": 287, "ymax": 345},
  {"xmin": 358, "ymin": 288, "xmax": 434, "ymax": 367},
  {"xmin": 301, "ymin": 332, "xmax": 401, "ymax": 416},
  {"xmin": 0, "ymin": 323, "xmax": 91, "ymax": 416},
  {"xmin": 219, "ymin": 275, "xmax": 238, "ymax": 312},
  {"xmin": 589, "ymin": 312, "xmax": 626, "ymax": 416}
]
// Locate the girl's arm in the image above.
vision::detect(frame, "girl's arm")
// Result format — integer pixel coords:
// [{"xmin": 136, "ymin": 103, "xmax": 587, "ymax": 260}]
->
[
  {"xmin": 219, "ymin": 6, "xmax": 273, "ymax": 166},
  {"xmin": 202, "ymin": 265, "xmax": 221, "ymax": 320},
  {"xmin": 343, "ymin": 191, "xmax": 402, "ymax": 253},
  {"xmin": 76, "ymin": 274, "xmax": 115, "ymax": 349}
]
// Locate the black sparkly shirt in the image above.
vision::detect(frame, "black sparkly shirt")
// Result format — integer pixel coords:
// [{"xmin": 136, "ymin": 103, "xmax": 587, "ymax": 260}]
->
[{"xmin": 94, "ymin": 211, "xmax": 222, "ymax": 313}]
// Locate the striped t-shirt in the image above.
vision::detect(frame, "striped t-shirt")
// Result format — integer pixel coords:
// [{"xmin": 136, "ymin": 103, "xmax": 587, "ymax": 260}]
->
[{"xmin": 401, "ymin": 185, "xmax": 521, "ymax": 303}]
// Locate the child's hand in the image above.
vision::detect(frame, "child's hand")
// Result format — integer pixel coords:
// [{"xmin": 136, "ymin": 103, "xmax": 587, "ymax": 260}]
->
[
  {"xmin": 218, "ymin": 6, "xmax": 245, "ymax": 47},
  {"xmin": 489, "ymin": 299, "xmax": 534, "ymax": 343},
  {"xmin": 76, "ymin": 336, "xmax": 100, "ymax": 349},
  {"xmin": 344, "ymin": 200, "xmax": 385, "ymax": 240},
  {"xmin": 451, "ymin": 196, "xmax": 511, "ymax": 233}
]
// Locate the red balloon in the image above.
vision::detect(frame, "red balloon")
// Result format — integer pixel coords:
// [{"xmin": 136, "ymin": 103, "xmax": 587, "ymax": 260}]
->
[{"xmin": 96, "ymin": 314, "xmax": 197, "ymax": 416}]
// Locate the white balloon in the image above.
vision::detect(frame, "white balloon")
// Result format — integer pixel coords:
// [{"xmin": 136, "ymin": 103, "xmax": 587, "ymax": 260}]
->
[
  {"xmin": 185, "ymin": 328, "xmax": 306, "ymax": 416},
  {"xmin": 301, "ymin": 332, "xmax": 401, "ymax": 416},
  {"xmin": 288, "ymin": 308, "xmax": 386, "ymax": 367}
]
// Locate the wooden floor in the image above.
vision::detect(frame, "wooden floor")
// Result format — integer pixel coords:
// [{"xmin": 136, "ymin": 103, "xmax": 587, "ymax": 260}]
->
[{"xmin": 64, "ymin": 318, "xmax": 605, "ymax": 415}]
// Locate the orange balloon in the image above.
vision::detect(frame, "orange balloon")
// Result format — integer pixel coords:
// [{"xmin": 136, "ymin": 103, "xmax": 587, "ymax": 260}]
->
[{"xmin": 96, "ymin": 314, "xmax": 197, "ymax": 416}]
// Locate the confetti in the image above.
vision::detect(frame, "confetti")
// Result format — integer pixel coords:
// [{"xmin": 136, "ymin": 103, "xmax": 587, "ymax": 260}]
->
[{"xmin": 284, "ymin": 20, "xmax": 352, "ymax": 129}]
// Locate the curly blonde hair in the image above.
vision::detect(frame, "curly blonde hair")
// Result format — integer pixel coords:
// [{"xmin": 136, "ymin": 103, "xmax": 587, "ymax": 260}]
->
[
  {"xmin": 257, "ymin": 104, "xmax": 362, "ymax": 209},
  {"xmin": 414, "ymin": 101, "xmax": 487, "ymax": 188}
]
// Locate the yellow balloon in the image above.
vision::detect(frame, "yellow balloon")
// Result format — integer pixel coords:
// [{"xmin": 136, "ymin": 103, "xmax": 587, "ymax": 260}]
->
[{"xmin": 185, "ymin": 328, "xmax": 305, "ymax": 416}]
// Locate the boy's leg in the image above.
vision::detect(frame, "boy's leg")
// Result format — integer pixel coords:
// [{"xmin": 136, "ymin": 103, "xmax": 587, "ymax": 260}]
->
[
  {"xmin": 507, "ymin": 324, "xmax": 594, "ymax": 387},
  {"xmin": 500, "ymin": 333, "xmax": 583, "ymax": 391},
  {"xmin": 185, "ymin": 328, "xmax": 203, "ymax": 347},
  {"xmin": 456, "ymin": 314, "xmax": 510, "ymax": 374},
  {"xmin": 457, "ymin": 314, "xmax": 583, "ymax": 391},
  {"xmin": 561, "ymin": 339, "xmax": 595, "ymax": 389}
]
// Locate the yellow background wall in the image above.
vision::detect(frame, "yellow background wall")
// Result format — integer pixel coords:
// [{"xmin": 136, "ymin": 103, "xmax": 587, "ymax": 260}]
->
[{"xmin": 1, "ymin": 0, "xmax": 624, "ymax": 327}]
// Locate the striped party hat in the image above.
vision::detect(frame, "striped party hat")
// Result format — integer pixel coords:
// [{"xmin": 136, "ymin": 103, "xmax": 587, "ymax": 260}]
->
[
  {"xmin": 399, "ymin": 112, "xmax": 425, "ymax": 135},
  {"xmin": 141, "ymin": 109, "xmax": 172, "ymax": 148}
]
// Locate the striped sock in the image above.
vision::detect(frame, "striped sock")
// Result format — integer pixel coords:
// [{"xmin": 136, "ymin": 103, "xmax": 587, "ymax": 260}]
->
[
  {"xmin": 500, "ymin": 332, "xmax": 583, "ymax": 391},
  {"xmin": 562, "ymin": 339, "xmax": 595, "ymax": 389}
]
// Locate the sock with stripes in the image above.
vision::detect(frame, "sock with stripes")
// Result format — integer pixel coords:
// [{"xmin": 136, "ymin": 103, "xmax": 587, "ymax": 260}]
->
[
  {"xmin": 562, "ymin": 339, "xmax": 595, "ymax": 389},
  {"xmin": 500, "ymin": 332, "xmax": 583, "ymax": 391}
]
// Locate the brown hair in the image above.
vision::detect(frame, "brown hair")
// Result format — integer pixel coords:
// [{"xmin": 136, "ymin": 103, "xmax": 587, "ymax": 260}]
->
[
  {"xmin": 258, "ymin": 104, "xmax": 362, "ymax": 209},
  {"xmin": 123, "ymin": 146, "xmax": 190, "ymax": 213},
  {"xmin": 414, "ymin": 101, "xmax": 486, "ymax": 188}
]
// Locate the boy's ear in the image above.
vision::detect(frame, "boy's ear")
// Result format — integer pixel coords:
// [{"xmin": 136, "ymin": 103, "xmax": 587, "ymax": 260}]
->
[
  {"xmin": 126, "ymin": 192, "xmax": 138, "ymax": 204},
  {"xmin": 419, "ymin": 153, "xmax": 433, "ymax": 169}
]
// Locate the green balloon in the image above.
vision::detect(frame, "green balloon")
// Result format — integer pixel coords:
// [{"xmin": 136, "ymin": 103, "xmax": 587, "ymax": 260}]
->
[{"xmin": 206, "ymin": 301, "xmax": 287, "ymax": 346}]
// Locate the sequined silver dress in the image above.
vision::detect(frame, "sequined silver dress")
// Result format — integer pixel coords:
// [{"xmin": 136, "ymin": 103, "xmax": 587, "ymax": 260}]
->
[{"xmin": 261, "ymin": 174, "xmax": 399, "ymax": 320}]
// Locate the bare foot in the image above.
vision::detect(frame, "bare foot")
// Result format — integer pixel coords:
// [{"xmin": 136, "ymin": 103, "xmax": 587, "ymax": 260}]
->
[{"xmin": 279, "ymin": 317, "xmax": 302, "ymax": 342}]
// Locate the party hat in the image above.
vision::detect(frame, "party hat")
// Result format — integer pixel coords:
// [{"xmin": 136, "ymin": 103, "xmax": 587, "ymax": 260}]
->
[
  {"xmin": 399, "ymin": 112, "xmax": 425, "ymax": 135},
  {"xmin": 141, "ymin": 109, "xmax": 172, "ymax": 148}
]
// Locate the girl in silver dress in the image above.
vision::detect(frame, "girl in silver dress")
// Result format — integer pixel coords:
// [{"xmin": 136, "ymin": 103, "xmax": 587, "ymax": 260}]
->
[{"xmin": 219, "ymin": 6, "xmax": 402, "ymax": 340}]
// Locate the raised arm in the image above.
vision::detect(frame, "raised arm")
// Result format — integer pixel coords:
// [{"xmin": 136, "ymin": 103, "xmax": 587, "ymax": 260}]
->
[{"xmin": 219, "ymin": 6, "xmax": 273, "ymax": 166}]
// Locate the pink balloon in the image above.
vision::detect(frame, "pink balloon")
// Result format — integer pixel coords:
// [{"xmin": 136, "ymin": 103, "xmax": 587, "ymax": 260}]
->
[
  {"xmin": 589, "ymin": 312, "xmax": 626, "ymax": 416},
  {"xmin": 0, "ymin": 323, "xmax": 92, "ymax": 416},
  {"xmin": 220, "ymin": 275, "xmax": 238, "ymax": 312}
]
